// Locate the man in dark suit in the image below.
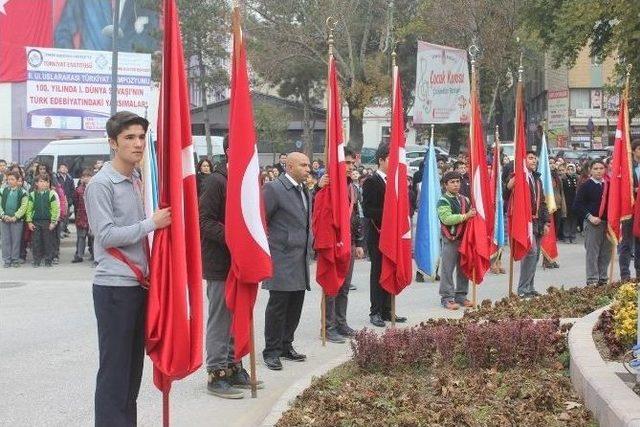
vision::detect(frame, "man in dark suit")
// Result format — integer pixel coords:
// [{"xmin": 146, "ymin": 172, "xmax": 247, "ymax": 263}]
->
[
  {"xmin": 362, "ymin": 143, "xmax": 407, "ymax": 327},
  {"xmin": 274, "ymin": 153, "xmax": 287, "ymax": 175},
  {"xmin": 262, "ymin": 152, "xmax": 313, "ymax": 371}
]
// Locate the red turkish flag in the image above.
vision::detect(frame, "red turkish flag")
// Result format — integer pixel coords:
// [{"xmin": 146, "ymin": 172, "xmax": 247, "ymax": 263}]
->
[
  {"xmin": 458, "ymin": 75, "xmax": 493, "ymax": 284},
  {"xmin": 508, "ymin": 78, "xmax": 533, "ymax": 261},
  {"xmin": 146, "ymin": 0, "xmax": 203, "ymax": 404},
  {"xmin": 607, "ymin": 97, "xmax": 634, "ymax": 243},
  {"xmin": 378, "ymin": 65, "xmax": 412, "ymax": 295},
  {"xmin": 0, "ymin": 0, "xmax": 53, "ymax": 82},
  {"xmin": 225, "ymin": 7, "xmax": 272, "ymax": 359},
  {"xmin": 312, "ymin": 54, "xmax": 351, "ymax": 297}
]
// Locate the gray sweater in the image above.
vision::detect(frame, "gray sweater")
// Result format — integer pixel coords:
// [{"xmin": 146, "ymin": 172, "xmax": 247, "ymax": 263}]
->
[{"xmin": 85, "ymin": 162, "xmax": 156, "ymax": 287}]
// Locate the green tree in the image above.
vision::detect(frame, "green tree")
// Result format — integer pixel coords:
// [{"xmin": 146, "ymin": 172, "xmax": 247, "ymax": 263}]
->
[
  {"xmin": 247, "ymin": 30, "xmax": 324, "ymax": 159},
  {"xmin": 522, "ymin": 0, "xmax": 640, "ymax": 113},
  {"xmin": 254, "ymin": 105, "xmax": 292, "ymax": 164},
  {"xmin": 140, "ymin": 0, "xmax": 230, "ymax": 155},
  {"xmin": 246, "ymin": 0, "xmax": 398, "ymax": 152},
  {"xmin": 180, "ymin": 0, "xmax": 230, "ymax": 156}
]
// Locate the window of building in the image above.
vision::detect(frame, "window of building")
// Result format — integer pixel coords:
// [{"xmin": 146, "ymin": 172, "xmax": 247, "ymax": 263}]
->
[
  {"xmin": 381, "ymin": 126, "xmax": 391, "ymax": 144},
  {"xmin": 570, "ymin": 88, "xmax": 590, "ymax": 114}
]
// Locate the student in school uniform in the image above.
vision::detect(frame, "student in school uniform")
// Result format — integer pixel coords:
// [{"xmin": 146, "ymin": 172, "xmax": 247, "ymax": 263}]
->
[{"xmin": 573, "ymin": 159, "xmax": 612, "ymax": 286}]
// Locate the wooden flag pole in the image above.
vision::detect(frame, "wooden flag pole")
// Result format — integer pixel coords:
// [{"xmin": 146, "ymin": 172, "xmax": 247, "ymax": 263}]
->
[
  {"xmin": 508, "ymin": 239, "xmax": 515, "ymax": 296},
  {"xmin": 249, "ymin": 318, "xmax": 258, "ymax": 398},
  {"xmin": 472, "ymin": 281, "xmax": 477, "ymax": 307},
  {"xmin": 321, "ymin": 293, "xmax": 327, "ymax": 346},
  {"xmin": 609, "ymin": 243, "xmax": 617, "ymax": 285},
  {"xmin": 391, "ymin": 295, "xmax": 396, "ymax": 327}
]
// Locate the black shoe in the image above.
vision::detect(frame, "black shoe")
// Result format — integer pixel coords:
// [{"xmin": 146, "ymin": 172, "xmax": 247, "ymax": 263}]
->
[
  {"xmin": 369, "ymin": 314, "xmax": 385, "ymax": 327},
  {"xmin": 382, "ymin": 314, "xmax": 407, "ymax": 323},
  {"xmin": 597, "ymin": 279, "xmax": 608, "ymax": 287},
  {"xmin": 228, "ymin": 365, "xmax": 264, "ymax": 390},
  {"xmin": 337, "ymin": 325, "xmax": 356, "ymax": 337},
  {"xmin": 518, "ymin": 293, "xmax": 532, "ymax": 299},
  {"xmin": 415, "ymin": 271, "xmax": 425, "ymax": 282},
  {"xmin": 528, "ymin": 290, "xmax": 541, "ymax": 297},
  {"xmin": 349, "ymin": 284, "xmax": 357, "ymax": 290},
  {"xmin": 325, "ymin": 330, "xmax": 346, "ymax": 344},
  {"xmin": 281, "ymin": 349, "xmax": 306, "ymax": 362},
  {"xmin": 71, "ymin": 256, "xmax": 83, "ymax": 263},
  {"xmin": 264, "ymin": 357, "xmax": 283, "ymax": 370},
  {"xmin": 206, "ymin": 369, "xmax": 244, "ymax": 399}
]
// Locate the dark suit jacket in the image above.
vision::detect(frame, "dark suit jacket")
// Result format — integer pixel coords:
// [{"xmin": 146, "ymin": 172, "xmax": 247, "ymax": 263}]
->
[
  {"xmin": 262, "ymin": 174, "xmax": 313, "ymax": 292},
  {"xmin": 362, "ymin": 172, "xmax": 386, "ymax": 242}
]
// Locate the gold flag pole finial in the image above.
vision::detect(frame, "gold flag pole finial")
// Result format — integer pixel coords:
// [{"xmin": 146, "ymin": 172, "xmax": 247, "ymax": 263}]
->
[
  {"xmin": 326, "ymin": 17, "xmax": 336, "ymax": 56},
  {"xmin": 625, "ymin": 63, "xmax": 632, "ymax": 99},
  {"xmin": 516, "ymin": 36, "xmax": 524, "ymax": 83}
]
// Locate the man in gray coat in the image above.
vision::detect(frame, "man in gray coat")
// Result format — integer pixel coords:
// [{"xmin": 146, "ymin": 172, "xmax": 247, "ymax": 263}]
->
[{"xmin": 262, "ymin": 152, "xmax": 313, "ymax": 371}]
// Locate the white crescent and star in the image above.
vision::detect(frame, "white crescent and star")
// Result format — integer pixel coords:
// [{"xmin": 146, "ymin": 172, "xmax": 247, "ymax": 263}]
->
[{"xmin": 0, "ymin": 0, "xmax": 9, "ymax": 15}]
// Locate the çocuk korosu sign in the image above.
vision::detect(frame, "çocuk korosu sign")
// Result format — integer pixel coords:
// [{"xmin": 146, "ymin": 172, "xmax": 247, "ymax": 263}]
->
[
  {"xmin": 25, "ymin": 47, "xmax": 151, "ymax": 131},
  {"xmin": 413, "ymin": 41, "xmax": 471, "ymax": 124}
]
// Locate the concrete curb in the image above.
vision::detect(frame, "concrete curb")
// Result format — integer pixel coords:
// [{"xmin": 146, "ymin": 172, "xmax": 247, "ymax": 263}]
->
[
  {"xmin": 569, "ymin": 305, "xmax": 640, "ymax": 427},
  {"xmin": 260, "ymin": 351, "xmax": 352, "ymax": 426}
]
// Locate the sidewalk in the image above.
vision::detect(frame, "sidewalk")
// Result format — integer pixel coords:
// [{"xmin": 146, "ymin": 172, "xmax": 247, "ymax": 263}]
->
[{"xmin": 0, "ymin": 237, "xmax": 603, "ymax": 426}]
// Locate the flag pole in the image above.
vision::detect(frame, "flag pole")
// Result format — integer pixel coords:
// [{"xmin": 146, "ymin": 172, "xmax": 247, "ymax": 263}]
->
[
  {"xmin": 320, "ymin": 17, "xmax": 336, "ymax": 347},
  {"xmin": 390, "ymin": 48, "xmax": 398, "ymax": 328},
  {"xmin": 469, "ymin": 44, "xmax": 479, "ymax": 305},
  {"xmin": 494, "ymin": 125, "xmax": 502, "ymax": 275},
  {"xmin": 509, "ymin": 53, "xmax": 525, "ymax": 297},
  {"xmin": 249, "ymin": 317, "xmax": 258, "ymax": 398},
  {"xmin": 508, "ymin": 239, "xmax": 514, "ymax": 295}
]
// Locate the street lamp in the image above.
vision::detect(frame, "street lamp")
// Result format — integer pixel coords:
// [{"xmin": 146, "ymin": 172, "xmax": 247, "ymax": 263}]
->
[{"xmin": 101, "ymin": 0, "xmax": 122, "ymax": 117}]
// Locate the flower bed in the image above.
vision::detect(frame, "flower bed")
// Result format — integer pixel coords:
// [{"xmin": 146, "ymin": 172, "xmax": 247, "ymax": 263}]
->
[
  {"xmin": 278, "ymin": 318, "xmax": 594, "ymax": 426},
  {"xmin": 463, "ymin": 282, "xmax": 619, "ymax": 322},
  {"xmin": 594, "ymin": 282, "xmax": 637, "ymax": 360}
]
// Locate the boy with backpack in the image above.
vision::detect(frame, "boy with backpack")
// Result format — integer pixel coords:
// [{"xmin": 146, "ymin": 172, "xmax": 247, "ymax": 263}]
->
[
  {"xmin": 26, "ymin": 174, "xmax": 60, "ymax": 267},
  {"xmin": 1, "ymin": 171, "xmax": 28, "ymax": 267}
]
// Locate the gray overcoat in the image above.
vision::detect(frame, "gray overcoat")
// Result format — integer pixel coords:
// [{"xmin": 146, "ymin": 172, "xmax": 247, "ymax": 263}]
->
[{"xmin": 262, "ymin": 174, "xmax": 313, "ymax": 292}]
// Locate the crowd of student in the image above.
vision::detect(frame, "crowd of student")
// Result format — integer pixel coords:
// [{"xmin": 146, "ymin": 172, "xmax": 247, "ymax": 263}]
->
[{"xmin": 0, "ymin": 159, "xmax": 99, "ymax": 268}]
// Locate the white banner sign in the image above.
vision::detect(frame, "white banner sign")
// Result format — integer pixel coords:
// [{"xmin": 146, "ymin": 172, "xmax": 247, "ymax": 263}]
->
[
  {"xmin": 413, "ymin": 41, "xmax": 470, "ymax": 124},
  {"xmin": 547, "ymin": 90, "xmax": 569, "ymax": 131},
  {"xmin": 26, "ymin": 47, "xmax": 151, "ymax": 130}
]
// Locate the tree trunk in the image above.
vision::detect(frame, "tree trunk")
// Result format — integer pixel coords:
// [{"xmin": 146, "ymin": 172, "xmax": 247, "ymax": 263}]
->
[
  {"xmin": 198, "ymin": 53, "xmax": 213, "ymax": 157},
  {"xmin": 301, "ymin": 89, "xmax": 314, "ymax": 160}
]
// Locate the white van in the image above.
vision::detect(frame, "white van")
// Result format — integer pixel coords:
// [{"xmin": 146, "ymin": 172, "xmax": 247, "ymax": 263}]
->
[{"xmin": 31, "ymin": 135, "xmax": 225, "ymax": 181}]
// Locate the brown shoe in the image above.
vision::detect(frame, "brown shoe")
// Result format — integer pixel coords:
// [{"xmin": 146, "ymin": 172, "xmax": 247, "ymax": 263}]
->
[
  {"xmin": 499, "ymin": 267, "xmax": 506, "ymax": 274},
  {"xmin": 442, "ymin": 301, "xmax": 460, "ymax": 310},
  {"xmin": 457, "ymin": 299, "xmax": 474, "ymax": 308}
]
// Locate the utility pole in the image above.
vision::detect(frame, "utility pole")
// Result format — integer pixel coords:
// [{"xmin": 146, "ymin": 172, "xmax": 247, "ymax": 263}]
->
[{"xmin": 110, "ymin": 0, "xmax": 121, "ymax": 117}]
